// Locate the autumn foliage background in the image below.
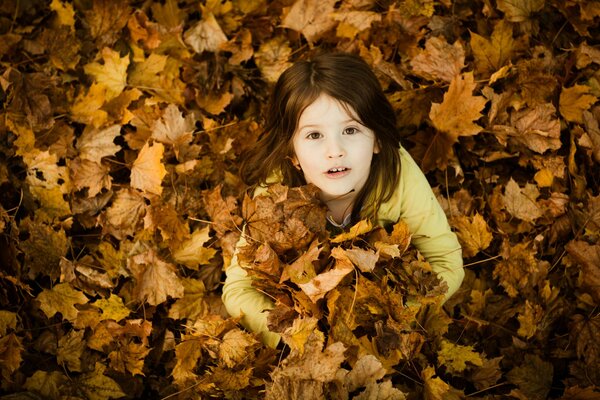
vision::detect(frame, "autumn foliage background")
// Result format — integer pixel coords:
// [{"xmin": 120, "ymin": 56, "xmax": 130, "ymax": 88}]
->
[{"xmin": 1, "ymin": 0, "xmax": 599, "ymax": 399}]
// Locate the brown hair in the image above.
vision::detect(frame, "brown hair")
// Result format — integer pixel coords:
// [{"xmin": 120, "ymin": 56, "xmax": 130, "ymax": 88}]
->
[{"xmin": 240, "ymin": 52, "xmax": 401, "ymax": 222}]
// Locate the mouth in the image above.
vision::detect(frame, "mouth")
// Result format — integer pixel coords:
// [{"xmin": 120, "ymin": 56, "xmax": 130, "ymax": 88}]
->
[{"xmin": 325, "ymin": 167, "xmax": 350, "ymax": 177}]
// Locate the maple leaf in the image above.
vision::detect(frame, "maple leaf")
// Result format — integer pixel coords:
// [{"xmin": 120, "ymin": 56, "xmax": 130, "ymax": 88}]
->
[
  {"xmin": 129, "ymin": 249, "xmax": 184, "ymax": 305},
  {"xmin": 410, "ymin": 36, "xmax": 465, "ymax": 82},
  {"xmin": 23, "ymin": 370, "xmax": 68, "ymax": 399},
  {"xmin": 254, "ymin": 36, "xmax": 293, "ymax": 83},
  {"xmin": 57, "ymin": 329, "xmax": 85, "ymax": 372},
  {"xmin": 4, "ymin": 70, "xmax": 57, "ymax": 131},
  {"xmin": 509, "ymin": 103, "xmax": 562, "ymax": 153},
  {"xmin": 222, "ymin": 29, "xmax": 254, "ymax": 65},
  {"xmin": 50, "ymin": 0, "xmax": 76, "ymax": 30},
  {"xmin": 332, "ymin": 10, "xmax": 381, "ymax": 40},
  {"xmin": 93, "ymin": 294, "xmax": 131, "ymax": 322},
  {"xmin": 128, "ymin": 53, "xmax": 185, "ymax": 104},
  {"xmin": 517, "ymin": 300, "xmax": 544, "ymax": 339},
  {"xmin": 452, "ymin": 213, "xmax": 493, "ymax": 258},
  {"xmin": 344, "ymin": 246, "xmax": 379, "ymax": 273},
  {"xmin": 168, "ymin": 278, "xmax": 207, "ymax": 321},
  {"xmin": 145, "ymin": 202, "xmax": 190, "ymax": 247},
  {"xmin": 36, "ymin": 283, "xmax": 88, "ymax": 323},
  {"xmin": 109, "ymin": 339, "xmax": 150, "ymax": 376},
  {"xmin": 470, "ymin": 356, "xmax": 503, "ymax": 391},
  {"xmin": 83, "ymin": 0, "xmax": 131, "ymax": 48},
  {"xmin": 565, "ymin": 241, "xmax": 600, "ymax": 303},
  {"xmin": 331, "ymin": 219, "xmax": 373, "ymax": 243},
  {"xmin": 130, "ymin": 141, "xmax": 167, "ymax": 195},
  {"xmin": 560, "ymin": 84, "xmax": 598, "ymax": 123},
  {"xmin": 209, "ymin": 365, "xmax": 253, "ymax": 391},
  {"xmin": 71, "ymin": 158, "xmax": 111, "ymax": 197},
  {"xmin": 76, "ymin": 362, "xmax": 126, "ymax": 400},
  {"xmin": 0, "ymin": 310, "xmax": 17, "ymax": 336},
  {"xmin": 196, "ymin": 90, "xmax": 234, "ymax": 116},
  {"xmin": 38, "ymin": 26, "xmax": 81, "ymax": 71},
  {"xmin": 436, "ymin": 340, "xmax": 483, "ymax": 374},
  {"xmin": 281, "ymin": 317, "xmax": 322, "ymax": 355},
  {"xmin": 421, "ymin": 366, "xmax": 450, "ymax": 400},
  {"xmin": 172, "ymin": 336, "xmax": 202, "ymax": 385},
  {"xmin": 151, "ymin": 104, "xmax": 195, "ymax": 160},
  {"xmin": 184, "ymin": 11, "xmax": 228, "ymax": 54},
  {"xmin": 218, "ymin": 329, "xmax": 259, "ymax": 368},
  {"xmin": 470, "ymin": 20, "xmax": 515, "ymax": 76},
  {"xmin": 172, "ymin": 226, "xmax": 217, "ymax": 270},
  {"xmin": 83, "ymin": 47, "xmax": 130, "ymax": 100},
  {"xmin": 0, "ymin": 333, "xmax": 23, "ymax": 382},
  {"xmin": 19, "ymin": 218, "xmax": 68, "ymax": 279},
  {"xmin": 102, "ymin": 188, "xmax": 147, "ymax": 239},
  {"xmin": 298, "ymin": 247, "xmax": 354, "ymax": 303},
  {"xmin": 70, "ymin": 82, "xmax": 110, "ymax": 128},
  {"xmin": 497, "ymin": 0, "xmax": 545, "ymax": 22},
  {"xmin": 502, "ymin": 178, "xmax": 542, "ymax": 222},
  {"xmin": 493, "ymin": 241, "xmax": 547, "ymax": 298},
  {"xmin": 506, "ymin": 354, "xmax": 553, "ymax": 400},
  {"xmin": 127, "ymin": 10, "xmax": 162, "ymax": 50},
  {"xmin": 343, "ymin": 354, "xmax": 386, "ymax": 393},
  {"xmin": 281, "ymin": 0, "xmax": 337, "ymax": 45}
]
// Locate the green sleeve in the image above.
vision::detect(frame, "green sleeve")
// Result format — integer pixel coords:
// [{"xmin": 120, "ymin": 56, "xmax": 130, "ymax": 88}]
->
[
  {"xmin": 221, "ymin": 234, "xmax": 281, "ymax": 348},
  {"xmin": 378, "ymin": 148, "xmax": 464, "ymax": 300}
]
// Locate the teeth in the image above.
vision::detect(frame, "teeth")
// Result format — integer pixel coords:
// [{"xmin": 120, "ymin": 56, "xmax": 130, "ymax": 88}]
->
[{"xmin": 329, "ymin": 168, "xmax": 346, "ymax": 172}]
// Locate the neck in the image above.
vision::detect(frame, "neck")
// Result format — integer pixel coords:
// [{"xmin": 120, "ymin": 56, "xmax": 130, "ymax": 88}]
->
[{"xmin": 324, "ymin": 196, "xmax": 354, "ymax": 225}]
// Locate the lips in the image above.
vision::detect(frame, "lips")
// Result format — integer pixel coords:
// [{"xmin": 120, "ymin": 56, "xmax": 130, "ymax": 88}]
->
[{"xmin": 325, "ymin": 167, "xmax": 350, "ymax": 178}]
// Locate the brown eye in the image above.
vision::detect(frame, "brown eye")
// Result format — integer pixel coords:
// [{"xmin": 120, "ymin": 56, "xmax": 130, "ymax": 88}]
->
[
  {"xmin": 307, "ymin": 132, "xmax": 322, "ymax": 139},
  {"xmin": 344, "ymin": 127, "xmax": 358, "ymax": 135}
]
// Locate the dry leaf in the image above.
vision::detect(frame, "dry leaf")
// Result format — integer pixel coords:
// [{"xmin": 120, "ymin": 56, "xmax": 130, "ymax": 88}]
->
[
  {"xmin": 83, "ymin": 47, "xmax": 130, "ymax": 100},
  {"xmin": 453, "ymin": 213, "xmax": 493, "ymax": 258},
  {"xmin": 184, "ymin": 11, "xmax": 228, "ymax": 54},
  {"xmin": 37, "ymin": 282, "xmax": 89, "ymax": 322},
  {"xmin": 130, "ymin": 141, "xmax": 167, "ymax": 195},
  {"xmin": 470, "ymin": 20, "xmax": 515, "ymax": 76},
  {"xmin": 410, "ymin": 37, "xmax": 465, "ymax": 82},
  {"xmin": 502, "ymin": 178, "xmax": 542, "ymax": 222},
  {"xmin": 281, "ymin": 0, "xmax": 337, "ymax": 45},
  {"xmin": 172, "ymin": 226, "xmax": 217, "ymax": 269},
  {"xmin": 560, "ymin": 84, "xmax": 598, "ymax": 123},
  {"xmin": 129, "ymin": 249, "xmax": 184, "ymax": 305},
  {"xmin": 497, "ymin": 0, "xmax": 545, "ymax": 22},
  {"xmin": 437, "ymin": 340, "xmax": 483, "ymax": 374},
  {"xmin": 254, "ymin": 36, "xmax": 293, "ymax": 83}
]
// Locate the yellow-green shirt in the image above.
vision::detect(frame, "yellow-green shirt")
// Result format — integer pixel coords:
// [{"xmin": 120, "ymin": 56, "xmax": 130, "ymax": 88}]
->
[{"xmin": 222, "ymin": 147, "xmax": 464, "ymax": 348}]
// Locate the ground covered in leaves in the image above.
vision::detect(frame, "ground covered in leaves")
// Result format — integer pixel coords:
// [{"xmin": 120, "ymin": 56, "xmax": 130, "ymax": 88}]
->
[{"xmin": 0, "ymin": 0, "xmax": 599, "ymax": 399}]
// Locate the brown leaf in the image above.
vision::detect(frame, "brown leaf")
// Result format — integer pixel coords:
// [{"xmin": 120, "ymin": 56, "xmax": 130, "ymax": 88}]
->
[
  {"xmin": 172, "ymin": 336, "xmax": 202, "ymax": 385},
  {"xmin": 71, "ymin": 158, "xmax": 111, "ymax": 197},
  {"xmin": 218, "ymin": 329, "xmax": 259, "ymax": 368},
  {"xmin": 83, "ymin": 0, "xmax": 131, "ymax": 48},
  {"xmin": 75, "ymin": 362, "xmax": 126, "ymax": 400},
  {"xmin": 70, "ymin": 82, "xmax": 110, "ymax": 128},
  {"xmin": 281, "ymin": 0, "xmax": 337, "ymax": 45},
  {"xmin": 168, "ymin": 278, "xmax": 207, "ymax": 321},
  {"xmin": 23, "ymin": 370, "xmax": 68, "ymax": 399},
  {"xmin": 172, "ymin": 226, "xmax": 217, "ymax": 270},
  {"xmin": 102, "ymin": 188, "xmax": 147, "ymax": 239},
  {"xmin": 19, "ymin": 218, "xmax": 68, "ymax": 280},
  {"xmin": 254, "ymin": 36, "xmax": 293, "ymax": 83},
  {"xmin": 343, "ymin": 354, "xmax": 386, "ymax": 392},
  {"xmin": 493, "ymin": 241, "xmax": 547, "ymax": 298},
  {"xmin": 452, "ymin": 213, "xmax": 493, "ymax": 258},
  {"xmin": 344, "ymin": 246, "xmax": 379, "ymax": 273},
  {"xmin": 184, "ymin": 11, "xmax": 228, "ymax": 54},
  {"xmin": 470, "ymin": 20, "xmax": 515, "ymax": 76},
  {"xmin": 83, "ymin": 47, "xmax": 130, "ymax": 100},
  {"xmin": 497, "ymin": 0, "xmax": 545, "ymax": 22},
  {"xmin": 517, "ymin": 300, "xmax": 544, "ymax": 339},
  {"xmin": 331, "ymin": 219, "xmax": 373, "ymax": 243},
  {"xmin": 130, "ymin": 141, "xmax": 167, "ymax": 195},
  {"xmin": 129, "ymin": 249, "xmax": 184, "ymax": 306},
  {"xmin": 108, "ymin": 339, "xmax": 150, "ymax": 376},
  {"xmin": 332, "ymin": 10, "xmax": 381, "ymax": 40},
  {"xmin": 560, "ymin": 84, "xmax": 598, "ymax": 123},
  {"xmin": 565, "ymin": 241, "xmax": 600, "ymax": 303},
  {"xmin": 502, "ymin": 178, "xmax": 542, "ymax": 222},
  {"xmin": 509, "ymin": 103, "xmax": 562, "ymax": 153},
  {"xmin": 151, "ymin": 104, "xmax": 194, "ymax": 160},
  {"xmin": 410, "ymin": 36, "xmax": 465, "ymax": 82},
  {"xmin": 0, "ymin": 311, "xmax": 17, "ymax": 337},
  {"xmin": 57, "ymin": 329, "xmax": 85, "ymax": 372},
  {"xmin": 506, "ymin": 354, "xmax": 553, "ymax": 400},
  {"xmin": 298, "ymin": 248, "xmax": 354, "ymax": 303},
  {"xmin": 469, "ymin": 356, "xmax": 503, "ymax": 391},
  {"xmin": 93, "ymin": 294, "xmax": 131, "ymax": 322},
  {"xmin": 421, "ymin": 366, "xmax": 450, "ymax": 400},
  {"xmin": 0, "ymin": 333, "xmax": 23, "ymax": 382},
  {"xmin": 36, "ymin": 282, "xmax": 89, "ymax": 322}
]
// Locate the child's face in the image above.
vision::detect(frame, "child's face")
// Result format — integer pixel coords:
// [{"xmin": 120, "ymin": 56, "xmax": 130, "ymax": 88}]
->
[{"xmin": 292, "ymin": 94, "xmax": 379, "ymax": 204}]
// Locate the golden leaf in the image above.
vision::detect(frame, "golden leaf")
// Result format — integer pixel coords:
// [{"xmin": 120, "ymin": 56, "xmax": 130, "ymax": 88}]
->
[
  {"xmin": 130, "ymin": 141, "xmax": 167, "ymax": 195},
  {"xmin": 218, "ymin": 329, "xmax": 258, "ymax": 368},
  {"xmin": 437, "ymin": 340, "xmax": 483, "ymax": 374},
  {"xmin": 517, "ymin": 300, "xmax": 543, "ymax": 339},
  {"xmin": 196, "ymin": 90, "xmax": 234, "ymax": 115},
  {"xmin": 76, "ymin": 362, "xmax": 126, "ymax": 400},
  {"xmin": 298, "ymin": 248, "xmax": 354, "ymax": 303},
  {"xmin": 93, "ymin": 294, "xmax": 131, "ymax": 322},
  {"xmin": 281, "ymin": 0, "xmax": 337, "ymax": 45},
  {"xmin": 168, "ymin": 278, "xmax": 207, "ymax": 321},
  {"xmin": 502, "ymin": 178, "xmax": 542, "ymax": 222},
  {"xmin": 281, "ymin": 317, "xmax": 321, "ymax": 355},
  {"xmin": 184, "ymin": 12, "xmax": 228, "ymax": 54},
  {"xmin": 332, "ymin": 11, "xmax": 381, "ymax": 40},
  {"xmin": 129, "ymin": 249, "xmax": 184, "ymax": 306},
  {"xmin": 254, "ymin": 36, "xmax": 293, "ymax": 83},
  {"xmin": 102, "ymin": 188, "xmax": 147, "ymax": 239},
  {"xmin": 0, "ymin": 333, "xmax": 23, "ymax": 381},
  {"xmin": 453, "ymin": 213, "xmax": 493, "ymax": 258},
  {"xmin": 57, "ymin": 329, "xmax": 85, "ymax": 372},
  {"xmin": 70, "ymin": 158, "xmax": 111, "ymax": 197},
  {"xmin": 493, "ymin": 241, "xmax": 546, "ymax": 298},
  {"xmin": 0, "ymin": 310, "xmax": 17, "ymax": 336},
  {"xmin": 50, "ymin": 0, "xmax": 75, "ymax": 30},
  {"xmin": 172, "ymin": 336, "xmax": 202, "ymax": 385},
  {"xmin": 151, "ymin": 0, "xmax": 185, "ymax": 29},
  {"xmin": 129, "ymin": 53, "xmax": 185, "ymax": 104},
  {"xmin": 470, "ymin": 20, "xmax": 515, "ymax": 76},
  {"xmin": 37, "ymin": 283, "xmax": 89, "ymax": 322},
  {"xmin": 108, "ymin": 340, "xmax": 150, "ymax": 376},
  {"xmin": 210, "ymin": 365, "xmax": 253, "ymax": 391},
  {"xmin": 421, "ymin": 366, "xmax": 450, "ymax": 400},
  {"xmin": 222, "ymin": 28, "xmax": 253, "ymax": 65},
  {"xmin": 23, "ymin": 370, "xmax": 68, "ymax": 399},
  {"xmin": 560, "ymin": 84, "xmax": 598, "ymax": 123},
  {"xmin": 430, "ymin": 72, "xmax": 487, "ymax": 137},
  {"xmin": 331, "ymin": 219, "xmax": 373, "ymax": 243},
  {"xmin": 151, "ymin": 104, "xmax": 195, "ymax": 159},
  {"xmin": 172, "ymin": 226, "xmax": 217, "ymax": 269},
  {"xmin": 497, "ymin": 0, "xmax": 545, "ymax": 22},
  {"xmin": 70, "ymin": 82, "xmax": 109, "ymax": 128},
  {"xmin": 344, "ymin": 246, "xmax": 379, "ymax": 273},
  {"xmin": 83, "ymin": 48, "xmax": 129, "ymax": 100},
  {"xmin": 410, "ymin": 37, "xmax": 465, "ymax": 82}
]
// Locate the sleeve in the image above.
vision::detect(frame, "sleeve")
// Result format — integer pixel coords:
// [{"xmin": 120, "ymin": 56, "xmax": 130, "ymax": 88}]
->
[
  {"xmin": 398, "ymin": 148, "xmax": 464, "ymax": 300},
  {"xmin": 221, "ymin": 231, "xmax": 281, "ymax": 348}
]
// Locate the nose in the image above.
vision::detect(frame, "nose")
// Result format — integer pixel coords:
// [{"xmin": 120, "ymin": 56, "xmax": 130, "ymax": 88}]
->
[{"xmin": 326, "ymin": 136, "xmax": 345, "ymax": 158}]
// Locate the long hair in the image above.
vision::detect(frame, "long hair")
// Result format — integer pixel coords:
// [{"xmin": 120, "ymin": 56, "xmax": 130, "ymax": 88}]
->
[{"xmin": 240, "ymin": 52, "xmax": 401, "ymax": 222}]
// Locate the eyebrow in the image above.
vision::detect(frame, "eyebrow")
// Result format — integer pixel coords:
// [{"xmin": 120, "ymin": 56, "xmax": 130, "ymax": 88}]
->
[{"xmin": 297, "ymin": 118, "xmax": 358, "ymax": 130}]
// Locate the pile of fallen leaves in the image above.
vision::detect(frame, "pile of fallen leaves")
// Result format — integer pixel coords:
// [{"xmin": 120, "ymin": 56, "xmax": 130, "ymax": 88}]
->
[{"xmin": 1, "ymin": 0, "xmax": 599, "ymax": 398}]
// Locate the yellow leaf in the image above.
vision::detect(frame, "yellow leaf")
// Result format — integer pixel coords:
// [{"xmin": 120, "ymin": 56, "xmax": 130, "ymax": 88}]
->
[
  {"xmin": 254, "ymin": 36, "xmax": 293, "ymax": 83},
  {"xmin": 172, "ymin": 336, "xmax": 202, "ymax": 385},
  {"xmin": 83, "ymin": 48, "xmax": 130, "ymax": 100},
  {"xmin": 70, "ymin": 158, "xmax": 111, "ymax": 197},
  {"xmin": 196, "ymin": 90, "xmax": 234, "ymax": 115},
  {"xmin": 25, "ymin": 150, "xmax": 69, "ymax": 191},
  {"xmin": 298, "ymin": 248, "xmax": 354, "ymax": 302},
  {"xmin": 410, "ymin": 37, "xmax": 465, "ymax": 83},
  {"xmin": 470, "ymin": 20, "xmax": 514, "ymax": 76},
  {"xmin": 453, "ymin": 213, "xmax": 493, "ymax": 258},
  {"xmin": 109, "ymin": 340, "xmax": 150, "ymax": 376},
  {"xmin": 534, "ymin": 168, "xmax": 554, "ymax": 188},
  {"xmin": 281, "ymin": 317, "xmax": 322, "ymax": 355},
  {"xmin": 57, "ymin": 329, "xmax": 85, "ymax": 372},
  {"xmin": 130, "ymin": 141, "xmax": 167, "ymax": 195},
  {"xmin": 331, "ymin": 219, "xmax": 373, "ymax": 243},
  {"xmin": 497, "ymin": 0, "xmax": 545, "ymax": 22},
  {"xmin": 129, "ymin": 249, "xmax": 184, "ymax": 305},
  {"xmin": 151, "ymin": 0, "xmax": 185, "ymax": 29},
  {"xmin": 421, "ymin": 366, "xmax": 450, "ymax": 400},
  {"xmin": 102, "ymin": 188, "xmax": 146, "ymax": 239},
  {"xmin": 94, "ymin": 294, "xmax": 131, "ymax": 321},
  {"xmin": 437, "ymin": 340, "xmax": 483, "ymax": 374},
  {"xmin": 430, "ymin": 72, "xmax": 487, "ymax": 138},
  {"xmin": 0, "ymin": 333, "xmax": 23, "ymax": 381},
  {"xmin": 173, "ymin": 226, "xmax": 217, "ymax": 269},
  {"xmin": 560, "ymin": 84, "xmax": 598, "ymax": 123},
  {"xmin": 77, "ymin": 362, "xmax": 126, "ymax": 400},
  {"xmin": 151, "ymin": 104, "xmax": 195, "ymax": 159},
  {"xmin": 37, "ymin": 282, "xmax": 89, "ymax": 322},
  {"xmin": 168, "ymin": 278, "xmax": 207, "ymax": 321},
  {"xmin": 184, "ymin": 12, "xmax": 228, "ymax": 54},
  {"xmin": 332, "ymin": 11, "xmax": 381, "ymax": 40},
  {"xmin": 50, "ymin": 0, "xmax": 75, "ymax": 30},
  {"xmin": 281, "ymin": 0, "xmax": 337, "ymax": 45},
  {"xmin": 70, "ymin": 82, "xmax": 109, "ymax": 128},
  {"xmin": 517, "ymin": 300, "xmax": 543, "ymax": 339},
  {"xmin": 23, "ymin": 370, "xmax": 68, "ymax": 399},
  {"xmin": 129, "ymin": 53, "xmax": 185, "ymax": 104},
  {"xmin": 0, "ymin": 310, "xmax": 17, "ymax": 336},
  {"xmin": 219, "ymin": 329, "xmax": 259, "ymax": 368}
]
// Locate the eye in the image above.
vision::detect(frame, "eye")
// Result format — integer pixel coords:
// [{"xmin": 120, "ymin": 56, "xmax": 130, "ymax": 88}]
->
[
  {"xmin": 306, "ymin": 131, "xmax": 322, "ymax": 139},
  {"xmin": 344, "ymin": 127, "xmax": 359, "ymax": 135}
]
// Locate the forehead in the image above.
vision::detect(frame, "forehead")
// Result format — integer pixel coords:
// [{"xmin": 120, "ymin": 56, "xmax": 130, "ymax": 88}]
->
[{"xmin": 298, "ymin": 94, "xmax": 359, "ymax": 126}]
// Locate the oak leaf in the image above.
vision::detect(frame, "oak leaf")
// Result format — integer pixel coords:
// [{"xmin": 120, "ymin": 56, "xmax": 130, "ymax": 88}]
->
[
  {"xmin": 23, "ymin": 370, "xmax": 68, "ymax": 399},
  {"xmin": 254, "ymin": 36, "xmax": 293, "ymax": 83},
  {"xmin": 93, "ymin": 294, "xmax": 131, "ymax": 321},
  {"xmin": 497, "ymin": 0, "xmax": 545, "ymax": 22},
  {"xmin": 281, "ymin": 0, "xmax": 337, "ymax": 45},
  {"xmin": 0, "ymin": 333, "xmax": 22, "ymax": 381},
  {"xmin": 410, "ymin": 36, "xmax": 465, "ymax": 82},
  {"xmin": 560, "ymin": 84, "xmax": 597, "ymax": 123},
  {"xmin": 184, "ymin": 11, "xmax": 228, "ymax": 54},
  {"xmin": 83, "ymin": 47, "xmax": 130, "ymax": 100},
  {"xmin": 37, "ymin": 282, "xmax": 89, "ymax": 322},
  {"xmin": 470, "ymin": 20, "xmax": 514, "ymax": 76},
  {"xmin": 436, "ymin": 340, "xmax": 483, "ymax": 374},
  {"xmin": 453, "ymin": 213, "xmax": 493, "ymax": 258},
  {"xmin": 57, "ymin": 329, "xmax": 85, "ymax": 372},
  {"xmin": 129, "ymin": 249, "xmax": 184, "ymax": 305},
  {"xmin": 173, "ymin": 226, "xmax": 217, "ymax": 270},
  {"xmin": 502, "ymin": 178, "xmax": 542, "ymax": 222},
  {"xmin": 130, "ymin": 141, "xmax": 167, "ymax": 195},
  {"xmin": 222, "ymin": 29, "xmax": 253, "ymax": 65}
]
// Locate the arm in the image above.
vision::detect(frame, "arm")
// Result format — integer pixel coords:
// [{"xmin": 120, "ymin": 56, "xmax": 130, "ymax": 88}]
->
[
  {"xmin": 380, "ymin": 148, "xmax": 464, "ymax": 299},
  {"xmin": 221, "ymin": 232, "xmax": 281, "ymax": 348}
]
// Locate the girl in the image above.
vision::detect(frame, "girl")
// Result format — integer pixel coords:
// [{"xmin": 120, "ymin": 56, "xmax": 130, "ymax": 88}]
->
[{"xmin": 222, "ymin": 52, "xmax": 464, "ymax": 348}]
